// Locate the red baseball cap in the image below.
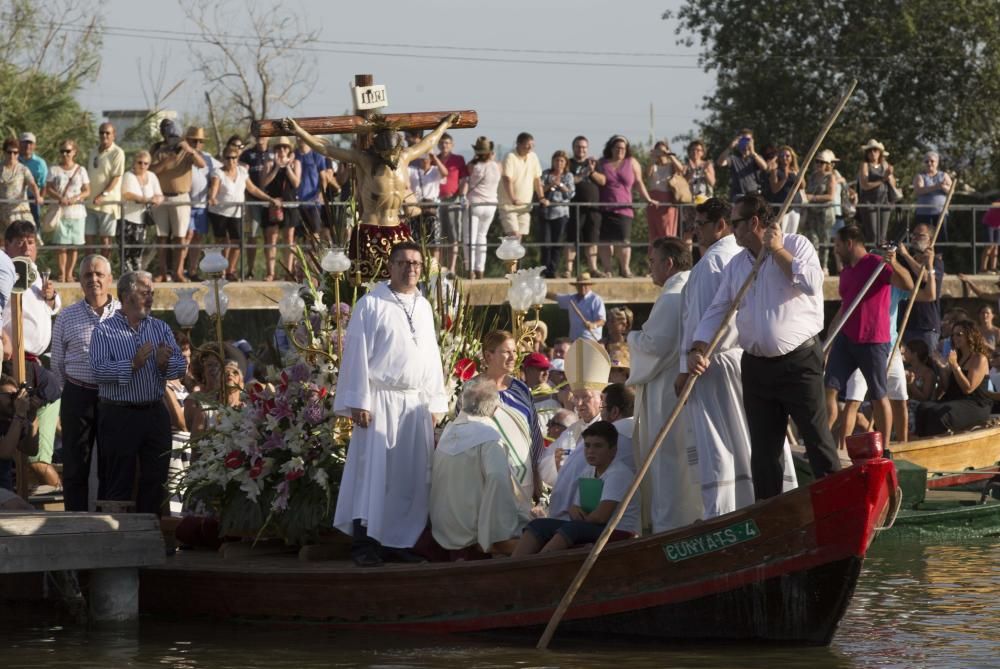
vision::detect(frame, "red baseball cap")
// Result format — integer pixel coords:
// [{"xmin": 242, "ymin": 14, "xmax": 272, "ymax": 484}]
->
[{"xmin": 522, "ymin": 352, "xmax": 551, "ymax": 370}]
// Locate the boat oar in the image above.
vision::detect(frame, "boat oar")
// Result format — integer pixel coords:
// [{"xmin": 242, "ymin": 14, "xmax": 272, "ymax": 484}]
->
[
  {"xmin": 888, "ymin": 178, "xmax": 957, "ymax": 369},
  {"xmin": 535, "ymin": 79, "xmax": 858, "ymax": 651},
  {"xmin": 822, "ymin": 254, "xmax": 895, "ymax": 354}
]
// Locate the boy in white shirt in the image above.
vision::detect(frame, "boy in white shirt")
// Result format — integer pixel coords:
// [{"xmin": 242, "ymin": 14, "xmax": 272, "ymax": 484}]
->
[{"xmin": 512, "ymin": 421, "xmax": 638, "ymax": 556}]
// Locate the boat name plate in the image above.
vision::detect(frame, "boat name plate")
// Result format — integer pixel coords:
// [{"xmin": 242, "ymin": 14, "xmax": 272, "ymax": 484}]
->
[{"xmin": 661, "ymin": 519, "xmax": 761, "ymax": 562}]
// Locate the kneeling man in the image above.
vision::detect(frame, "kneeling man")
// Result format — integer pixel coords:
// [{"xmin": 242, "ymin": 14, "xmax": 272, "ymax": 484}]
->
[
  {"xmin": 430, "ymin": 377, "xmax": 531, "ymax": 556},
  {"xmin": 513, "ymin": 420, "xmax": 638, "ymax": 556}
]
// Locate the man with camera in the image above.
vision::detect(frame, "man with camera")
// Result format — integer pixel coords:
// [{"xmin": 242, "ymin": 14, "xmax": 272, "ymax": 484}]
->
[{"xmin": 716, "ymin": 129, "xmax": 768, "ymax": 200}]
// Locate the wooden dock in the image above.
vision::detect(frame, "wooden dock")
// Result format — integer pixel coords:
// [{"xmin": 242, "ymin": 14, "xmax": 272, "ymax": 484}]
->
[{"xmin": 0, "ymin": 512, "xmax": 165, "ymax": 621}]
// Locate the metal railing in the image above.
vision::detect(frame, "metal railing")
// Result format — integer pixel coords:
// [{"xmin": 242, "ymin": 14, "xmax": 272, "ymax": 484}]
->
[{"xmin": 3, "ymin": 196, "xmax": 999, "ymax": 279}]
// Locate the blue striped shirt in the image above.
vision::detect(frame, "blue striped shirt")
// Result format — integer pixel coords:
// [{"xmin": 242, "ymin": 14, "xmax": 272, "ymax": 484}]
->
[
  {"xmin": 90, "ymin": 311, "xmax": 187, "ymax": 403},
  {"xmin": 499, "ymin": 377, "xmax": 544, "ymax": 468}
]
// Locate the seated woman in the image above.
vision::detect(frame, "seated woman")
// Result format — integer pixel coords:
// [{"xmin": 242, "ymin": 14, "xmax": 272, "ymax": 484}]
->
[
  {"xmin": 512, "ymin": 421, "xmax": 638, "ymax": 556},
  {"xmin": 915, "ymin": 320, "xmax": 992, "ymax": 437},
  {"xmin": 480, "ymin": 330, "xmax": 544, "ymax": 501},
  {"xmin": 0, "ymin": 376, "xmax": 37, "ymax": 510},
  {"xmin": 184, "ymin": 343, "xmax": 247, "ymax": 440}
]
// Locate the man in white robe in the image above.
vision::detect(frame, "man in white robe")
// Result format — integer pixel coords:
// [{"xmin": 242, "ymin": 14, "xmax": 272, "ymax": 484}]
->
[
  {"xmin": 430, "ymin": 378, "xmax": 531, "ymax": 555},
  {"xmin": 333, "ymin": 242, "xmax": 449, "ymax": 566},
  {"xmin": 677, "ymin": 199, "xmax": 797, "ymax": 518},
  {"xmin": 627, "ymin": 237, "xmax": 700, "ymax": 533}
]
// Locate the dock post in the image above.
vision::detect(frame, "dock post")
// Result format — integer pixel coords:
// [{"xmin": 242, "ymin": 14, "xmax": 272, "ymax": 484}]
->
[{"xmin": 89, "ymin": 567, "xmax": 139, "ymax": 622}]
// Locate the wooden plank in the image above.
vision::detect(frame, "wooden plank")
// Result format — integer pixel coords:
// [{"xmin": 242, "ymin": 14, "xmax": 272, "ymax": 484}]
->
[
  {"xmin": 0, "ymin": 529, "xmax": 164, "ymax": 573},
  {"xmin": 251, "ymin": 110, "xmax": 479, "ymax": 138},
  {"xmin": 0, "ymin": 512, "xmax": 160, "ymax": 537}
]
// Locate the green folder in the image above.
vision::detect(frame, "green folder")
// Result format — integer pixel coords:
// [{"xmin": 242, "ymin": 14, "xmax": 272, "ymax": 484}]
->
[{"xmin": 578, "ymin": 477, "xmax": 604, "ymax": 514}]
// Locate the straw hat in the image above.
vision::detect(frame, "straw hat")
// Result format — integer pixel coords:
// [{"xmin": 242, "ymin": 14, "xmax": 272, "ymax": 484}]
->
[
  {"xmin": 472, "ymin": 136, "xmax": 494, "ymax": 155},
  {"xmin": 565, "ymin": 339, "xmax": 612, "ymax": 392},
  {"xmin": 272, "ymin": 136, "xmax": 293, "ymax": 149},
  {"xmin": 860, "ymin": 139, "xmax": 888, "ymax": 155},
  {"xmin": 816, "ymin": 149, "xmax": 839, "ymax": 163},
  {"xmin": 571, "ymin": 272, "xmax": 595, "ymax": 286},
  {"xmin": 185, "ymin": 126, "xmax": 207, "ymax": 141}
]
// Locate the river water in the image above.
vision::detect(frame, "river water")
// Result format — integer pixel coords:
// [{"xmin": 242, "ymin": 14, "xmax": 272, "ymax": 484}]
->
[{"xmin": 3, "ymin": 538, "xmax": 998, "ymax": 669}]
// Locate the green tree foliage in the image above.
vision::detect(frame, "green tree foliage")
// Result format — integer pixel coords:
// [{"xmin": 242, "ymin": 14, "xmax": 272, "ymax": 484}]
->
[
  {"xmin": 665, "ymin": 0, "xmax": 1000, "ymax": 191},
  {"xmin": 0, "ymin": 0, "xmax": 103, "ymax": 157}
]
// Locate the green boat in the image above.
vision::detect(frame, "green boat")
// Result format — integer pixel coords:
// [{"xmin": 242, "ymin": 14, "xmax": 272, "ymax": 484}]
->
[{"xmin": 792, "ymin": 449, "xmax": 1000, "ymax": 541}]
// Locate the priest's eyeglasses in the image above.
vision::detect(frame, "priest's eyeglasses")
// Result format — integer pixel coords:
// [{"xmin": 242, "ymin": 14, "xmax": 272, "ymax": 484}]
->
[{"xmin": 394, "ymin": 260, "xmax": 424, "ymax": 269}]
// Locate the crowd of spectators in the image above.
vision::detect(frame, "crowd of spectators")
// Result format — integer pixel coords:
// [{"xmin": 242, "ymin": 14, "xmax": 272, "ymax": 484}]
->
[{"xmin": 0, "ymin": 121, "xmax": 985, "ymax": 282}]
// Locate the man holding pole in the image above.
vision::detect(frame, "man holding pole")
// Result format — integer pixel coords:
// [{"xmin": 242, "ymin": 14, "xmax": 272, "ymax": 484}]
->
[
  {"xmin": 825, "ymin": 225, "xmax": 914, "ymax": 447},
  {"xmin": 687, "ymin": 193, "xmax": 840, "ymax": 499}
]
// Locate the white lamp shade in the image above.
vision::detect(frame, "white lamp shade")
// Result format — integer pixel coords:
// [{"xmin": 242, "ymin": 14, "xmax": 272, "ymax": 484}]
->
[
  {"xmin": 202, "ymin": 279, "xmax": 229, "ymax": 317},
  {"xmin": 278, "ymin": 284, "xmax": 306, "ymax": 324},
  {"xmin": 496, "ymin": 236, "xmax": 526, "ymax": 261},
  {"xmin": 173, "ymin": 287, "xmax": 200, "ymax": 328},
  {"xmin": 320, "ymin": 248, "xmax": 352, "ymax": 274},
  {"xmin": 199, "ymin": 248, "xmax": 229, "ymax": 274}
]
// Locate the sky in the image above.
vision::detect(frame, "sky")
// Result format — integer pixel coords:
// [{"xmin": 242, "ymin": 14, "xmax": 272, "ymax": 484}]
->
[{"xmin": 77, "ymin": 0, "xmax": 714, "ymax": 160}]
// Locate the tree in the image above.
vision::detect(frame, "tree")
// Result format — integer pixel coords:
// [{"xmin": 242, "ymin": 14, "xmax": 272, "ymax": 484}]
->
[
  {"xmin": 0, "ymin": 0, "xmax": 102, "ymax": 156},
  {"xmin": 181, "ymin": 0, "xmax": 320, "ymax": 131},
  {"xmin": 665, "ymin": 0, "xmax": 1000, "ymax": 192}
]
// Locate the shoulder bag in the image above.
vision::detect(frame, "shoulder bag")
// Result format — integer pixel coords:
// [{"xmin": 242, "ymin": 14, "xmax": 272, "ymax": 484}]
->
[
  {"xmin": 41, "ymin": 166, "xmax": 81, "ymax": 234},
  {"xmin": 667, "ymin": 171, "xmax": 693, "ymax": 204}
]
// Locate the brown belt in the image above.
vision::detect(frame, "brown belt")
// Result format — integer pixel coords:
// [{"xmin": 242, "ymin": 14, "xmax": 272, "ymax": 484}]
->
[{"xmin": 66, "ymin": 376, "xmax": 99, "ymax": 390}]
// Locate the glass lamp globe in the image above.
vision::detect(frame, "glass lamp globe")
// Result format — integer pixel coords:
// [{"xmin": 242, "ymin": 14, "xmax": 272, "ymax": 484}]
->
[
  {"xmin": 173, "ymin": 287, "xmax": 200, "ymax": 328},
  {"xmin": 495, "ymin": 236, "xmax": 526, "ymax": 262},
  {"xmin": 199, "ymin": 248, "xmax": 229, "ymax": 275},
  {"xmin": 278, "ymin": 284, "xmax": 306, "ymax": 324},
  {"xmin": 320, "ymin": 247, "xmax": 352, "ymax": 274},
  {"xmin": 202, "ymin": 279, "xmax": 229, "ymax": 317}
]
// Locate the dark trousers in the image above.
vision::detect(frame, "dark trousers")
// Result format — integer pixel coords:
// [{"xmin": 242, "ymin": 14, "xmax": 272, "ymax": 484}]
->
[
  {"xmin": 741, "ymin": 340, "xmax": 841, "ymax": 500},
  {"xmin": 98, "ymin": 402, "xmax": 171, "ymax": 516},
  {"xmin": 0, "ymin": 459, "xmax": 12, "ymax": 491},
  {"xmin": 540, "ymin": 215, "xmax": 568, "ymax": 277},
  {"xmin": 61, "ymin": 381, "xmax": 102, "ymax": 511}
]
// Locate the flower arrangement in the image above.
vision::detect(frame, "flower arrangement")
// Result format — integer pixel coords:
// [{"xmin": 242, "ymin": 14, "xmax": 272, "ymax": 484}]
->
[
  {"xmin": 178, "ymin": 360, "xmax": 346, "ymax": 545},
  {"xmin": 177, "ymin": 245, "xmax": 494, "ymax": 545}
]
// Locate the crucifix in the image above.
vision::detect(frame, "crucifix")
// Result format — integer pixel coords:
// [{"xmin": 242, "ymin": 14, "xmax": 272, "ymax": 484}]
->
[{"xmin": 251, "ymin": 74, "xmax": 478, "ymax": 280}]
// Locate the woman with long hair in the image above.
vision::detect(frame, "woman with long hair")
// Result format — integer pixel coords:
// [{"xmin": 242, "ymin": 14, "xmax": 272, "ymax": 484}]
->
[
  {"xmin": 857, "ymin": 139, "xmax": 896, "ymax": 244},
  {"xmin": 0, "ymin": 138, "xmax": 40, "ymax": 227},
  {"xmin": 539, "ymin": 150, "xmax": 574, "ymax": 278},
  {"xmin": 975, "ymin": 304, "xmax": 1000, "ymax": 352},
  {"xmin": 46, "ymin": 139, "xmax": 91, "ymax": 282},
  {"xmin": 645, "ymin": 141, "xmax": 685, "ymax": 240},
  {"xmin": 261, "ymin": 136, "xmax": 300, "ymax": 280},
  {"xmin": 590, "ymin": 135, "xmax": 658, "ymax": 277},
  {"xmin": 914, "ymin": 320, "xmax": 992, "ymax": 436},
  {"xmin": 801, "ymin": 150, "xmax": 837, "ymax": 273},
  {"xmin": 765, "ymin": 145, "xmax": 801, "ymax": 234}
]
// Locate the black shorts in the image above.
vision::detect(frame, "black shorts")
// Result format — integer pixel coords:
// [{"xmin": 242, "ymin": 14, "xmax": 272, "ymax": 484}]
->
[
  {"xmin": 567, "ymin": 205, "xmax": 601, "ymax": 244},
  {"xmin": 208, "ymin": 212, "xmax": 241, "ymax": 240},
  {"xmin": 599, "ymin": 212, "xmax": 633, "ymax": 242}
]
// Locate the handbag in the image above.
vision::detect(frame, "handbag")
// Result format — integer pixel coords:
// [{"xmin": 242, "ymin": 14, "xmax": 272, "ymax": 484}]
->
[
  {"xmin": 41, "ymin": 165, "xmax": 81, "ymax": 234},
  {"xmin": 667, "ymin": 171, "xmax": 693, "ymax": 204},
  {"xmin": 887, "ymin": 184, "xmax": 904, "ymax": 204},
  {"xmin": 839, "ymin": 183, "xmax": 856, "ymax": 220},
  {"xmin": 268, "ymin": 203, "xmax": 285, "ymax": 224}
]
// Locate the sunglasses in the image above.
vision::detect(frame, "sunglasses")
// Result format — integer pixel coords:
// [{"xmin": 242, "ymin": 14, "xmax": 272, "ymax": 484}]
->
[
  {"xmin": 224, "ymin": 155, "xmax": 239, "ymax": 160},
  {"xmin": 5, "ymin": 150, "xmax": 18, "ymax": 155},
  {"xmin": 135, "ymin": 161, "xmax": 150, "ymax": 166},
  {"xmin": 60, "ymin": 149, "xmax": 74, "ymax": 154}
]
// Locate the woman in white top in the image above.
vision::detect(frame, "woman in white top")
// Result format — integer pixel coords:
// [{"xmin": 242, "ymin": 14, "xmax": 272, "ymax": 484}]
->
[
  {"xmin": 46, "ymin": 140, "xmax": 90, "ymax": 281},
  {"xmin": 209, "ymin": 149, "xmax": 278, "ymax": 280},
  {"xmin": 121, "ymin": 151, "xmax": 164, "ymax": 272},
  {"xmin": 465, "ymin": 136, "xmax": 501, "ymax": 279}
]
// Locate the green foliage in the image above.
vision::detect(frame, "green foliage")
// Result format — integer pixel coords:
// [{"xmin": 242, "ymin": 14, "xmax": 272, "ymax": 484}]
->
[
  {"xmin": 666, "ymin": 0, "xmax": 1000, "ymax": 193},
  {"xmin": 0, "ymin": 0, "xmax": 102, "ymax": 158}
]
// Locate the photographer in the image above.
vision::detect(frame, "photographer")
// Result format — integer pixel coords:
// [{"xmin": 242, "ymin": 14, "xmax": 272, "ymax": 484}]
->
[{"xmin": 0, "ymin": 377, "xmax": 35, "ymax": 510}]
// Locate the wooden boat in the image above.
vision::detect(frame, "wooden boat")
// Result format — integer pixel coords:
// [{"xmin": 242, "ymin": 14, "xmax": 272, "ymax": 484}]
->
[
  {"xmin": 883, "ymin": 490, "xmax": 1000, "ymax": 542},
  {"xmin": 889, "ymin": 423, "xmax": 1000, "ymax": 473},
  {"xmin": 140, "ymin": 458, "xmax": 897, "ymax": 645}
]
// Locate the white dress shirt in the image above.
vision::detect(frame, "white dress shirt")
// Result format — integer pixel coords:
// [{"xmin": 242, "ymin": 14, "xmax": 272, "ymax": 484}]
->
[
  {"xmin": 2, "ymin": 275, "xmax": 61, "ymax": 356},
  {"xmin": 693, "ymin": 233, "xmax": 824, "ymax": 358}
]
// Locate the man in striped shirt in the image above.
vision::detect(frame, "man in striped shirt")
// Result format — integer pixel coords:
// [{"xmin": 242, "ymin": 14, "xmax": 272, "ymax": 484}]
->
[
  {"xmin": 51, "ymin": 254, "xmax": 119, "ymax": 511},
  {"xmin": 90, "ymin": 271, "xmax": 186, "ymax": 515}
]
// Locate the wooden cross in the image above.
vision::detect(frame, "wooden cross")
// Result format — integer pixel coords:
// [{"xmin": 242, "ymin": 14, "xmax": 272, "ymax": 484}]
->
[{"xmin": 251, "ymin": 74, "xmax": 478, "ymax": 140}]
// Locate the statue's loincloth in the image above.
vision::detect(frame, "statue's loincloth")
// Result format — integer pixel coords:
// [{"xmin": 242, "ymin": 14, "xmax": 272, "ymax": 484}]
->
[{"xmin": 348, "ymin": 222, "xmax": 414, "ymax": 282}]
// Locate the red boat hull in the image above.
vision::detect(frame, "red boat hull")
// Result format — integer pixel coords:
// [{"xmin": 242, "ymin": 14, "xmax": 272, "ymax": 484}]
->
[{"xmin": 140, "ymin": 459, "xmax": 897, "ymax": 645}]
